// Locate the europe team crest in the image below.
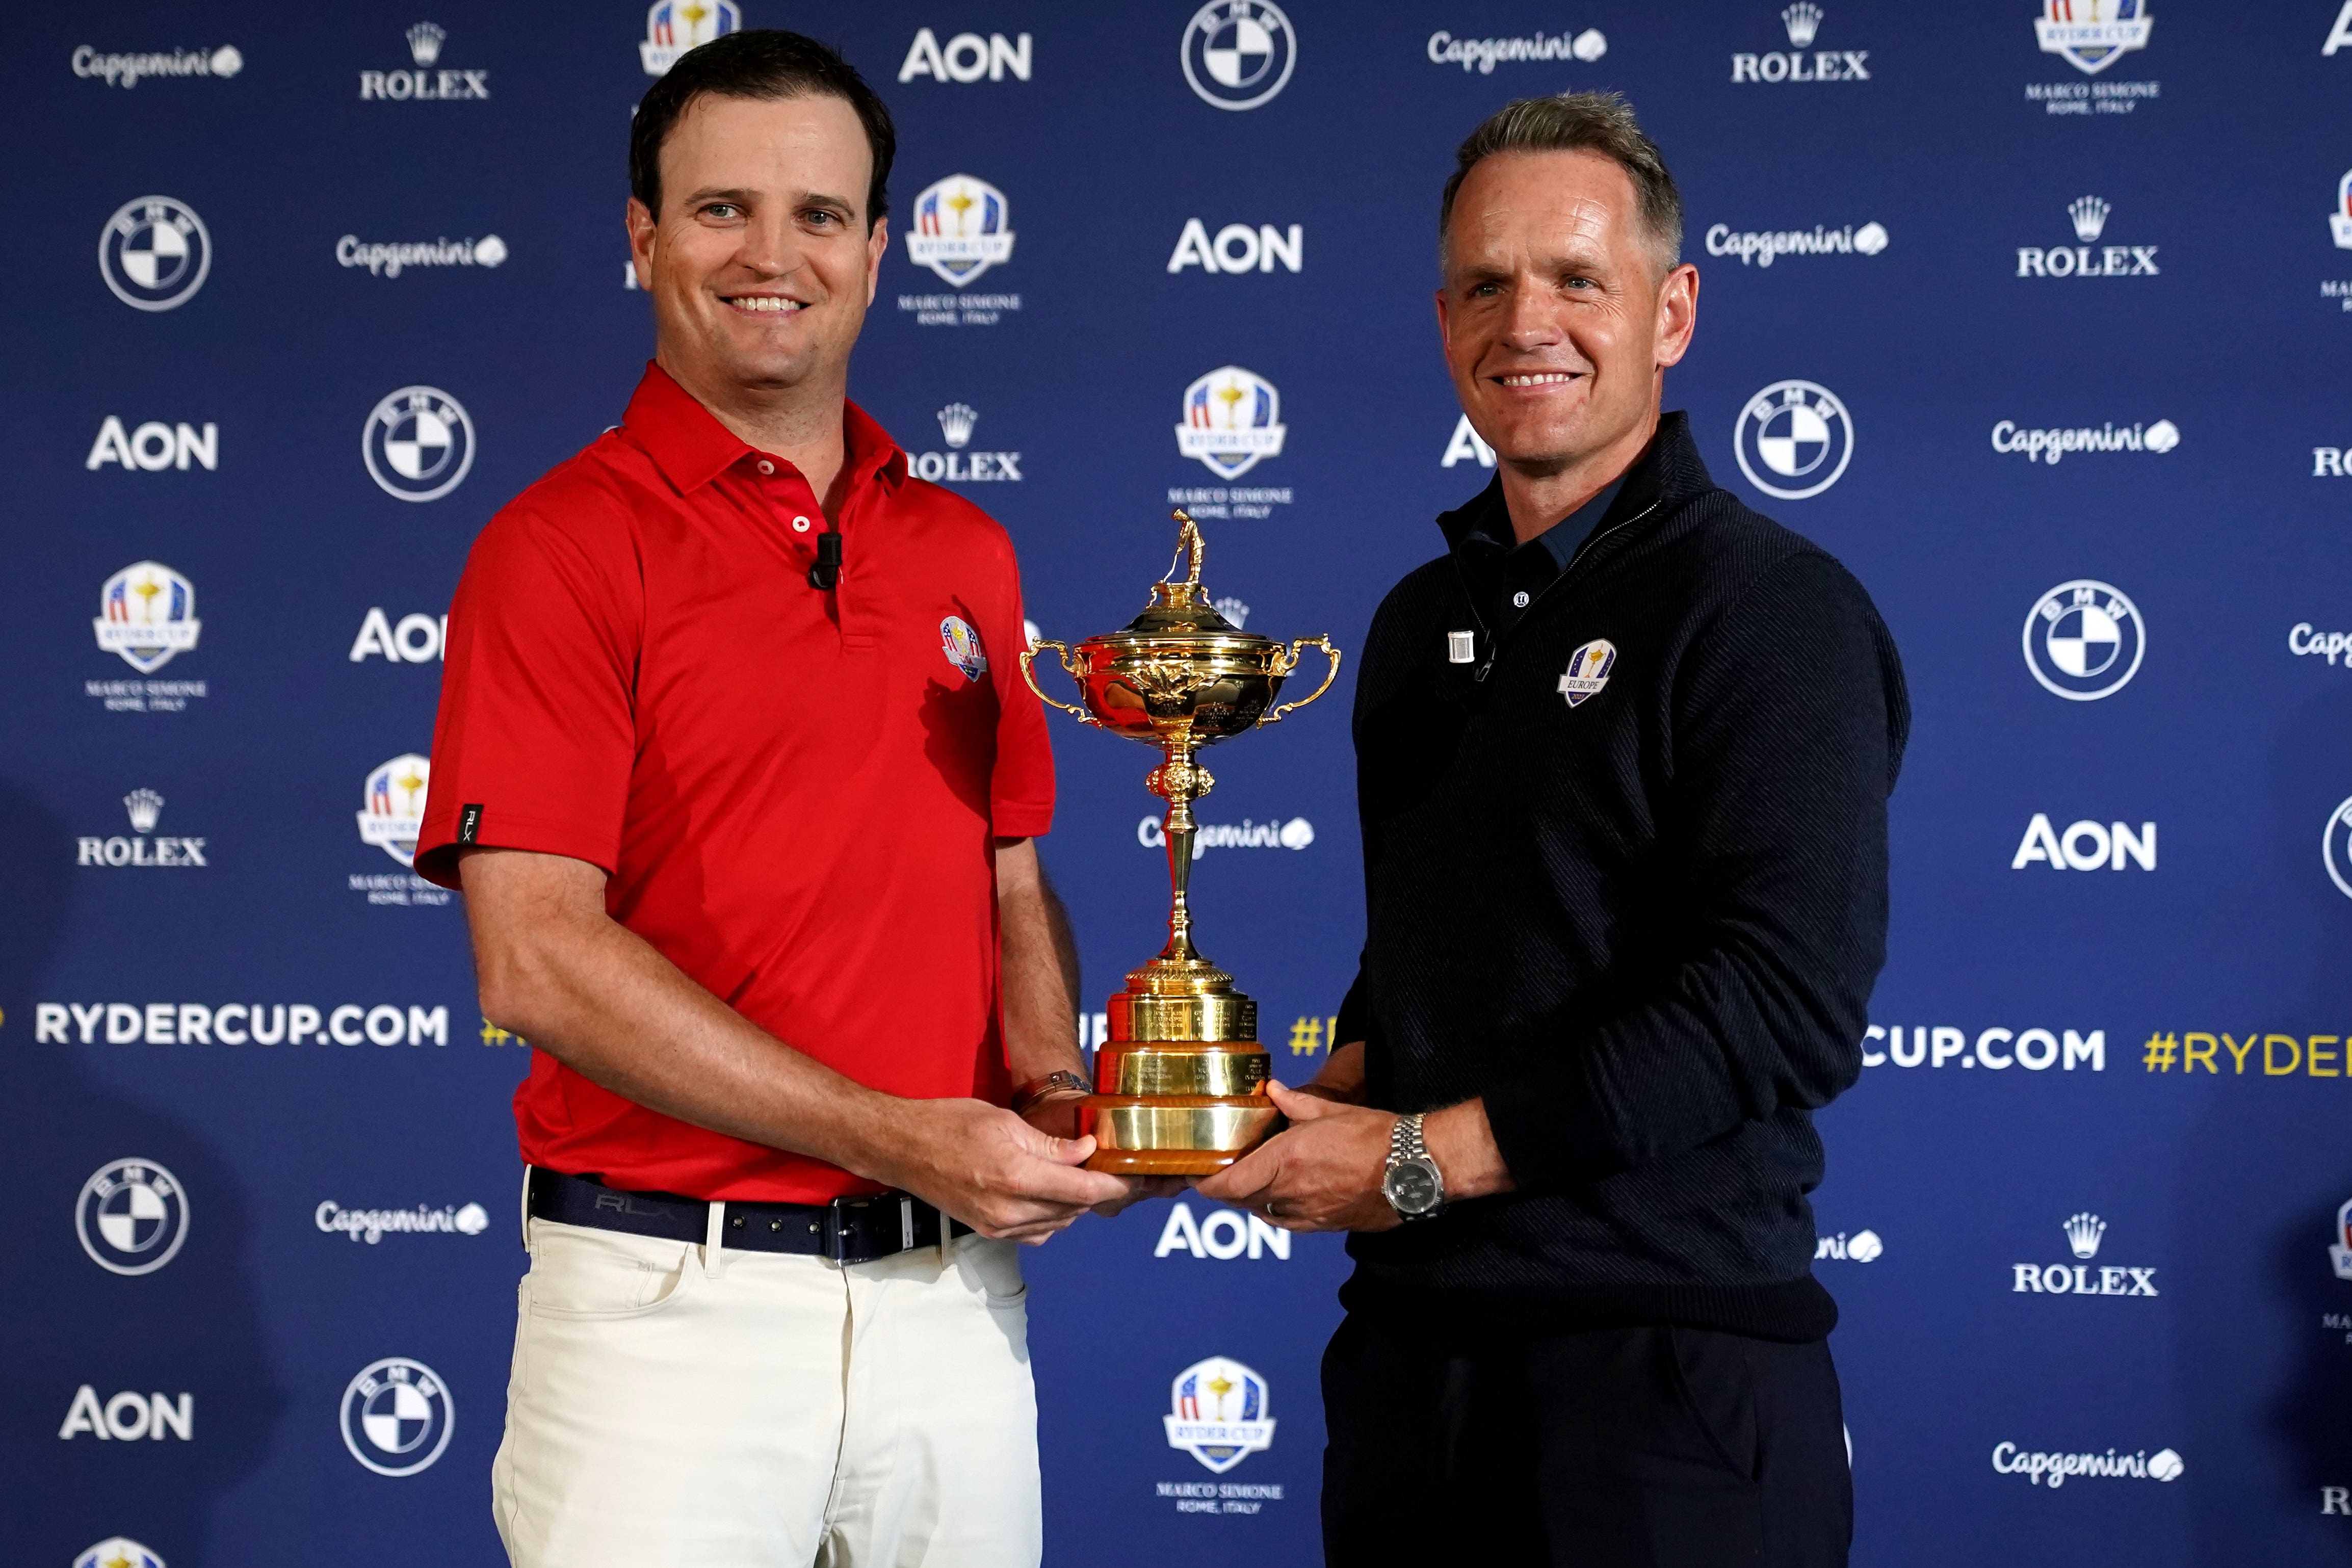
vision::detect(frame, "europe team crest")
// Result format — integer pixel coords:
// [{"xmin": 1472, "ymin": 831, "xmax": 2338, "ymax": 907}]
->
[
  {"xmin": 1558, "ymin": 640, "xmax": 1617, "ymax": 708},
  {"xmin": 1164, "ymin": 1354, "xmax": 1276, "ymax": 1473},
  {"xmin": 2034, "ymin": 1, "xmax": 2152, "ymax": 77},
  {"xmin": 940, "ymin": 616, "xmax": 988, "ymax": 682}
]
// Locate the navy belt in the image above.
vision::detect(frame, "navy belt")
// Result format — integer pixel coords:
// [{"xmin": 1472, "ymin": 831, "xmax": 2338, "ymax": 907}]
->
[{"xmin": 527, "ymin": 1167, "xmax": 971, "ymax": 1265}]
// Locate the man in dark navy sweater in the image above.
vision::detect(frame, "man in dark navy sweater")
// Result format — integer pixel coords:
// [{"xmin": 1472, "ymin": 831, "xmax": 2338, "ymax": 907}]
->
[{"xmin": 1195, "ymin": 93, "xmax": 1907, "ymax": 1567}]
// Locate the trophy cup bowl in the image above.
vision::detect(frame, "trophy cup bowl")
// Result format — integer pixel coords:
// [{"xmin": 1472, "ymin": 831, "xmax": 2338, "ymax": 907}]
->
[{"xmin": 1020, "ymin": 511, "xmax": 1340, "ymax": 1174}]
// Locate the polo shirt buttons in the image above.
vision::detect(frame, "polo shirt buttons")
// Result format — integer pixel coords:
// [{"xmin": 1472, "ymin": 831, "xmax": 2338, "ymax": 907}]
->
[
  {"xmin": 792, "ymin": 516, "xmax": 811, "ymax": 532},
  {"xmin": 1512, "ymin": 591, "xmax": 1531, "ymax": 608},
  {"xmin": 756, "ymin": 460, "xmax": 775, "ymax": 476}
]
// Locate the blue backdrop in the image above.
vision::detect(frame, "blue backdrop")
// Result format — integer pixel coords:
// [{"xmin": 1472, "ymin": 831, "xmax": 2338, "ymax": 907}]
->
[{"xmin": 8, "ymin": 3, "xmax": 2352, "ymax": 1564}]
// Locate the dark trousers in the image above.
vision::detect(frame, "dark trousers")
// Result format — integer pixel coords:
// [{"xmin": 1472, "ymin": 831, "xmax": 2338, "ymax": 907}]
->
[{"xmin": 1321, "ymin": 1314, "xmax": 1851, "ymax": 1568}]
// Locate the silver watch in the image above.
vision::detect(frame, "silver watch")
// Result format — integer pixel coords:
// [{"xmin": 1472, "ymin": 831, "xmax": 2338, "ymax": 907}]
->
[{"xmin": 1381, "ymin": 1112, "xmax": 1447, "ymax": 1220}]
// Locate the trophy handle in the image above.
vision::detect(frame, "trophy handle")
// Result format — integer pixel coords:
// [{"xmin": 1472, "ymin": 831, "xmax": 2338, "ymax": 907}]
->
[
  {"xmin": 1019, "ymin": 640, "xmax": 1097, "ymax": 725},
  {"xmin": 1260, "ymin": 636, "xmax": 1341, "ymax": 724}
]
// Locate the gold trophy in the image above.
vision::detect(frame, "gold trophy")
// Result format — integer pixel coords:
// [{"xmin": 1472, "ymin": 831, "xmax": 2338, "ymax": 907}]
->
[{"xmin": 1021, "ymin": 511, "xmax": 1340, "ymax": 1174}]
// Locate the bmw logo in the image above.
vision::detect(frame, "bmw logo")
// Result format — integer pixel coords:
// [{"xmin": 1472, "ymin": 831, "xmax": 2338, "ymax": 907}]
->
[
  {"xmin": 340, "ymin": 1356, "xmax": 455, "ymax": 1477},
  {"xmin": 98, "ymin": 196, "xmax": 211, "ymax": 311},
  {"xmin": 75, "ymin": 1158, "xmax": 190, "ymax": 1276},
  {"xmin": 2023, "ymin": 579, "xmax": 2145, "ymax": 701},
  {"xmin": 1733, "ymin": 379, "xmax": 1853, "ymax": 501},
  {"xmin": 362, "ymin": 385, "xmax": 476, "ymax": 503},
  {"xmin": 1182, "ymin": 0, "xmax": 1295, "ymax": 112},
  {"xmin": 2324, "ymin": 797, "xmax": 2352, "ymax": 901}
]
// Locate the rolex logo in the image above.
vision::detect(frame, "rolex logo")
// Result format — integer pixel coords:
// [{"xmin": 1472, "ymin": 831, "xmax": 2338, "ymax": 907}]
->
[
  {"xmin": 407, "ymin": 21, "xmax": 446, "ymax": 65},
  {"xmin": 123, "ymin": 789, "xmax": 164, "ymax": 834},
  {"xmin": 2063, "ymin": 1211, "xmax": 2107, "ymax": 1260},
  {"xmin": 2068, "ymin": 195, "xmax": 2111, "ymax": 243},
  {"xmin": 1782, "ymin": 3, "xmax": 1823, "ymax": 47},
  {"xmin": 936, "ymin": 402, "xmax": 977, "ymax": 450}
]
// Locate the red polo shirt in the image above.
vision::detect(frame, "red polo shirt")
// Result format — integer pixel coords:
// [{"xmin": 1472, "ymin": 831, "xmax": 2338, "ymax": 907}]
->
[{"xmin": 414, "ymin": 363, "xmax": 1054, "ymax": 1203}]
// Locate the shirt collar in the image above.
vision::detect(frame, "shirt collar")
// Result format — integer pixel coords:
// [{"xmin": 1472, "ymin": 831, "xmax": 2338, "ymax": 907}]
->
[
  {"xmin": 1448, "ymin": 469, "xmax": 1628, "ymax": 572},
  {"xmin": 620, "ymin": 361, "xmax": 907, "ymax": 496}
]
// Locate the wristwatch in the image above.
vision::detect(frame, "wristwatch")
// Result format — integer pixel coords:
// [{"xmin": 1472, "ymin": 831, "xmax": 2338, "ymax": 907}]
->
[{"xmin": 1381, "ymin": 1112, "xmax": 1447, "ymax": 1220}]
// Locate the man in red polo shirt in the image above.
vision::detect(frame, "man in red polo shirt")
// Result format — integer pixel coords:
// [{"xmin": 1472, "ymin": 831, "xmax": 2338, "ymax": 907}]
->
[{"xmin": 412, "ymin": 31, "xmax": 1135, "ymax": 1568}]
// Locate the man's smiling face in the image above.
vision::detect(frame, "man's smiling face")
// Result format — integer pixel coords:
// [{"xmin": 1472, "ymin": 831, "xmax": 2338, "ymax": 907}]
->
[
  {"xmin": 629, "ymin": 91, "xmax": 886, "ymax": 398},
  {"xmin": 1436, "ymin": 148, "xmax": 1694, "ymax": 478}
]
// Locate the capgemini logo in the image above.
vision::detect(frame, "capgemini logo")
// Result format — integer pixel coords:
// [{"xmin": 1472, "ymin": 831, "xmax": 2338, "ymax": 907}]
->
[
  {"xmin": 406, "ymin": 22, "xmax": 446, "ymax": 66},
  {"xmin": 123, "ymin": 789, "xmax": 164, "ymax": 834},
  {"xmin": 1782, "ymin": 3, "xmax": 1824, "ymax": 46},
  {"xmin": 936, "ymin": 402, "xmax": 977, "ymax": 450},
  {"xmin": 2064, "ymin": 1211, "xmax": 2107, "ymax": 1260},
  {"xmin": 2069, "ymin": 195, "xmax": 2111, "ymax": 243}
]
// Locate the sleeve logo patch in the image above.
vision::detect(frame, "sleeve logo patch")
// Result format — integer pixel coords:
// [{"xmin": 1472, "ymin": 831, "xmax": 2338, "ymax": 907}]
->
[
  {"xmin": 1557, "ymin": 640, "xmax": 1617, "ymax": 707},
  {"xmin": 940, "ymin": 615, "xmax": 988, "ymax": 682}
]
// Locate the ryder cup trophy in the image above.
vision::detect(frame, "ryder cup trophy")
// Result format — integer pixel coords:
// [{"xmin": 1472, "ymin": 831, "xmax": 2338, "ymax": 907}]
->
[{"xmin": 1021, "ymin": 512, "xmax": 1340, "ymax": 1174}]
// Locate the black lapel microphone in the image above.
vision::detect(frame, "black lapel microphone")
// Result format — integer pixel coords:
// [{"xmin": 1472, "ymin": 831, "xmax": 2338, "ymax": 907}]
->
[{"xmin": 808, "ymin": 528, "xmax": 843, "ymax": 591}]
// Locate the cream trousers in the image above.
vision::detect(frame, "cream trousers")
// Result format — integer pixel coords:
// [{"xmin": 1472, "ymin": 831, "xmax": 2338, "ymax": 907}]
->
[{"xmin": 493, "ymin": 1205, "xmax": 1042, "ymax": 1568}]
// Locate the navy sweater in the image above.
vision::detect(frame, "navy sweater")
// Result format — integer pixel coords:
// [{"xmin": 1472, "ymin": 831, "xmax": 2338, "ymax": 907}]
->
[{"xmin": 1335, "ymin": 412, "xmax": 1909, "ymax": 1342}]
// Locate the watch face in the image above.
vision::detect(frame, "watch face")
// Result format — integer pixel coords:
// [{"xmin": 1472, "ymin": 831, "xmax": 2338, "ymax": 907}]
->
[{"xmin": 1385, "ymin": 1161, "xmax": 1441, "ymax": 1214}]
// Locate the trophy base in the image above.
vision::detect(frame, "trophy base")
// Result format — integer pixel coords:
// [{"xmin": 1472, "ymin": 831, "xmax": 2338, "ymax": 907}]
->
[{"xmin": 1079, "ymin": 1091, "xmax": 1280, "ymax": 1175}]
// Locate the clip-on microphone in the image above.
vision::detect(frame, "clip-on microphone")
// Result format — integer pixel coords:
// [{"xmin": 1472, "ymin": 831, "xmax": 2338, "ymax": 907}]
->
[{"xmin": 808, "ymin": 528, "xmax": 843, "ymax": 591}]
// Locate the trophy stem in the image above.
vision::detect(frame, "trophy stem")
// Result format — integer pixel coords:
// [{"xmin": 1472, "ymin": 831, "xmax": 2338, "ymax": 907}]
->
[{"xmin": 1148, "ymin": 738, "xmax": 1213, "ymax": 966}]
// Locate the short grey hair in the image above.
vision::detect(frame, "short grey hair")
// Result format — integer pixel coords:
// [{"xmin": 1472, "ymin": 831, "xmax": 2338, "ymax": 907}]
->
[{"xmin": 1438, "ymin": 91, "xmax": 1683, "ymax": 273}]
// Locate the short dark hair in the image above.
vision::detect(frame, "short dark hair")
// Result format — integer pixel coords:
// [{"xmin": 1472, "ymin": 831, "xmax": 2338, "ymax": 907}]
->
[
  {"xmin": 1438, "ymin": 92, "xmax": 1682, "ymax": 273},
  {"xmin": 629, "ymin": 29, "xmax": 896, "ymax": 228}
]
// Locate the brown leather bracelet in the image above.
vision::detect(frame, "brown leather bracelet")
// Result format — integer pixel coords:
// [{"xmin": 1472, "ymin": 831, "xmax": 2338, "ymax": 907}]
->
[{"xmin": 1010, "ymin": 1069, "xmax": 1091, "ymax": 1113}]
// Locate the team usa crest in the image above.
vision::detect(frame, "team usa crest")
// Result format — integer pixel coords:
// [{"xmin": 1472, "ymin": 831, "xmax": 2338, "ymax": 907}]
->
[
  {"xmin": 1175, "ymin": 365, "xmax": 1287, "ymax": 479},
  {"xmin": 2034, "ymin": 1, "xmax": 2151, "ymax": 76},
  {"xmin": 359, "ymin": 754, "xmax": 433, "ymax": 867},
  {"xmin": 1558, "ymin": 640, "xmax": 1617, "ymax": 708},
  {"xmin": 94, "ymin": 561, "xmax": 202, "ymax": 673},
  {"xmin": 940, "ymin": 616, "xmax": 988, "ymax": 682},
  {"xmin": 906, "ymin": 175, "xmax": 1016, "ymax": 287},
  {"xmin": 2332, "ymin": 170, "xmax": 2352, "ymax": 250},
  {"xmin": 1164, "ymin": 1354, "xmax": 1276, "ymax": 1473}
]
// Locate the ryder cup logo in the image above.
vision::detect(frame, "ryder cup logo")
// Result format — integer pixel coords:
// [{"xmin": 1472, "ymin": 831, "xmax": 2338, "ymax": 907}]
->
[
  {"xmin": 2024, "ymin": 580, "xmax": 2144, "ymax": 700},
  {"xmin": 1177, "ymin": 366, "xmax": 1287, "ymax": 479},
  {"xmin": 1557, "ymin": 640, "xmax": 1616, "ymax": 708},
  {"xmin": 906, "ymin": 175, "xmax": 1015, "ymax": 287},
  {"xmin": 2035, "ymin": 1, "xmax": 2152, "ymax": 77},
  {"xmin": 340, "ymin": 1356, "xmax": 454, "ymax": 1476},
  {"xmin": 358, "ymin": 755, "xmax": 432, "ymax": 867},
  {"xmin": 1733, "ymin": 380, "xmax": 1853, "ymax": 500},
  {"xmin": 94, "ymin": 562, "xmax": 201, "ymax": 673},
  {"xmin": 362, "ymin": 386, "xmax": 475, "ymax": 502},
  {"xmin": 1182, "ymin": 1, "xmax": 1296, "ymax": 111},
  {"xmin": 2323, "ymin": 797, "xmax": 2352, "ymax": 900},
  {"xmin": 76, "ymin": 1542, "xmax": 166, "ymax": 1568},
  {"xmin": 99, "ymin": 196, "xmax": 211, "ymax": 310},
  {"xmin": 2329, "ymin": 1198, "xmax": 2352, "ymax": 1279},
  {"xmin": 940, "ymin": 616, "xmax": 988, "ymax": 683},
  {"xmin": 642, "ymin": 0, "xmax": 740, "ymax": 75},
  {"xmin": 76, "ymin": 1159, "xmax": 190, "ymax": 1276},
  {"xmin": 1165, "ymin": 1355, "xmax": 1275, "ymax": 1472}
]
